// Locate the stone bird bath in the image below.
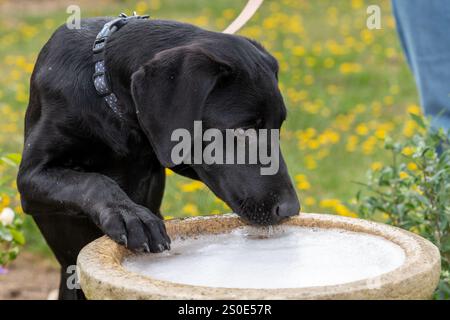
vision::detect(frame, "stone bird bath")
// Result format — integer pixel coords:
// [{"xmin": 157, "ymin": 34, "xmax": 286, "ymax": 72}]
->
[{"xmin": 77, "ymin": 213, "xmax": 440, "ymax": 299}]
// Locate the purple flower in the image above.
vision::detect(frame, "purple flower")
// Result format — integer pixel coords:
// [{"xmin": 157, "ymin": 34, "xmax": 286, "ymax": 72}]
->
[{"xmin": 0, "ymin": 266, "xmax": 8, "ymax": 275}]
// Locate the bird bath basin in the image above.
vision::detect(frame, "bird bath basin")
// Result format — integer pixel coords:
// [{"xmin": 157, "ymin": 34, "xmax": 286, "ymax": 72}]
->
[{"xmin": 77, "ymin": 213, "xmax": 440, "ymax": 299}]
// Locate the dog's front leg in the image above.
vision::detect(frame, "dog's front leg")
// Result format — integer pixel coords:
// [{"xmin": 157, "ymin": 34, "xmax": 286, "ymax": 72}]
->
[{"xmin": 17, "ymin": 166, "xmax": 171, "ymax": 253}]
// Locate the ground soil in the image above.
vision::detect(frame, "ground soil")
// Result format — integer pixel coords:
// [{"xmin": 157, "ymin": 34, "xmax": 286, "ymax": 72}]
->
[{"xmin": 0, "ymin": 252, "xmax": 59, "ymax": 300}]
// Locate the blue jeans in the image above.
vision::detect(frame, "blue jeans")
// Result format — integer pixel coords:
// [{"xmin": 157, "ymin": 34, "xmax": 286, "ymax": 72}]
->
[{"xmin": 392, "ymin": 0, "xmax": 450, "ymax": 133}]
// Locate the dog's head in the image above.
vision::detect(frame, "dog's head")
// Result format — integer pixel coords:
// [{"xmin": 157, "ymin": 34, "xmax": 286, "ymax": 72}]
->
[{"xmin": 131, "ymin": 34, "xmax": 300, "ymax": 225}]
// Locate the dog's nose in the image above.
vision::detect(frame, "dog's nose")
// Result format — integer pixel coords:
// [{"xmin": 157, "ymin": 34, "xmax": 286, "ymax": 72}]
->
[{"xmin": 275, "ymin": 196, "xmax": 300, "ymax": 217}]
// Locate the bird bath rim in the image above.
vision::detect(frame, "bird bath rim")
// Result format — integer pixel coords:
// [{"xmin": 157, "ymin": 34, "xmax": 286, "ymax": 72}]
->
[{"xmin": 77, "ymin": 213, "xmax": 440, "ymax": 299}]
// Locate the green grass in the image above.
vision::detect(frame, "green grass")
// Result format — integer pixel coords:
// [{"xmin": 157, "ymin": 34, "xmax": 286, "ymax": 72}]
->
[{"xmin": 0, "ymin": 0, "xmax": 419, "ymax": 255}]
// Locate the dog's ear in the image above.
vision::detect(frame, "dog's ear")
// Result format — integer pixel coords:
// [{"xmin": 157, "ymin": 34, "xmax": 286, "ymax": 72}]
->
[{"xmin": 131, "ymin": 45, "xmax": 232, "ymax": 167}]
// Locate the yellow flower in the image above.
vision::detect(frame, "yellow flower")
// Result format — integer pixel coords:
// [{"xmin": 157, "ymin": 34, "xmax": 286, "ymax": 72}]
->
[
  {"xmin": 355, "ymin": 124, "xmax": 369, "ymax": 136},
  {"xmin": 182, "ymin": 203, "xmax": 199, "ymax": 216},
  {"xmin": 307, "ymin": 139, "xmax": 320, "ymax": 149},
  {"xmin": 335, "ymin": 204, "xmax": 358, "ymax": 218},
  {"xmin": 351, "ymin": 0, "xmax": 363, "ymax": 9},
  {"xmin": 374, "ymin": 128, "xmax": 386, "ymax": 140},
  {"xmin": 339, "ymin": 63, "xmax": 361, "ymax": 74},
  {"xmin": 399, "ymin": 171, "xmax": 409, "ymax": 179},
  {"xmin": 346, "ymin": 135, "xmax": 359, "ymax": 152},
  {"xmin": 317, "ymin": 149, "xmax": 329, "ymax": 160},
  {"xmin": 319, "ymin": 199, "xmax": 358, "ymax": 218},
  {"xmin": 319, "ymin": 129, "xmax": 340, "ymax": 145},
  {"xmin": 263, "ymin": 17, "xmax": 276, "ymax": 29},
  {"xmin": 403, "ymin": 120, "xmax": 419, "ymax": 137},
  {"xmin": 360, "ymin": 29, "xmax": 374, "ymax": 44},
  {"xmin": 180, "ymin": 181, "xmax": 204, "ymax": 193},
  {"xmin": 295, "ymin": 174, "xmax": 311, "ymax": 191},
  {"xmin": 303, "ymin": 101, "xmax": 320, "ymax": 114},
  {"xmin": 292, "ymin": 46, "xmax": 306, "ymax": 56},
  {"xmin": 402, "ymin": 146, "xmax": 414, "ymax": 156},
  {"xmin": 20, "ymin": 25, "xmax": 38, "ymax": 38},
  {"xmin": 371, "ymin": 162, "xmax": 383, "ymax": 171},
  {"xmin": 297, "ymin": 181, "xmax": 310, "ymax": 190},
  {"xmin": 407, "ymin": 162, "xmax": 418, "ymax": 171},
  {"xmin": 319, "ymin": 198, "xmax": 340, "ymax": 208},
  {"xmin": 135, "ymin": 1, "xmax": 148, "ymax": 13},
  {"xmin": 362, "ymin": 136, "xmax": 378, "ymax": 155},
  {"xmin": 193, "ymin": 16, "xmax": 209, "ymax": 27},
  {"xmin": 14, "ymin": 206, "xmax": 23, "ymax": 215},
  {"xmin": 24, "ymin": 63, "xmax": 34, "ymax": 73},
  {"xmin": 407, "ymin": 104, "xmax": 421, "ymax": 115},
  {"xmin": 1, "ymin": 194, "xmax": 11, "ymax": 207},
  {"xmin": 16, "ymin": 90, "xmax": 28, "ymax": 103}
]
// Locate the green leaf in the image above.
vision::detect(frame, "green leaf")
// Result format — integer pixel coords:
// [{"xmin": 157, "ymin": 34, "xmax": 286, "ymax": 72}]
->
[
  {"xmin": 410, "ymin": 113, "xmax": 426, "ymax": 129},
  {"xmin": 8, "ymin": 247, "xmax": 19, "ymax": 261},
  {"xmin": 435, "ymin": 279, "xmax": 450, "ymax": 300},
  {"xmin": 0, "ymin": 156, "xmax": 17, "ymax": 167},
  {"xmin": 9, "ymin": 229, "xmax": 25, "ymax": 245},
  {"xmin": 4, "ymin": 153, "xmax": 21, "ymax": 165},
  {"xmin": 442, "ymin": 234, "xmax": 450, "ymax": 253}
]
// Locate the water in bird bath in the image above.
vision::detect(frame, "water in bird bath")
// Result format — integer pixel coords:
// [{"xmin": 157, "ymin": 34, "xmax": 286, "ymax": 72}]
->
[{"xmin": 123, "ymin": 226, "xmax": 405, "ymax": 289}]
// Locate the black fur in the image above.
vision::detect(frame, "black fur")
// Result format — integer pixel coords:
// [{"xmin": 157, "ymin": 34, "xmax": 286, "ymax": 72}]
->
[{"xmin": 17, "ymin": 18, "xmax": 300, "ymax": 299}]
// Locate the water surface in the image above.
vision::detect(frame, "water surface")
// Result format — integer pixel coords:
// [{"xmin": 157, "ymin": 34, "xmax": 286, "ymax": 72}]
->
[{"xmin": 123, "ymin": 226, "xmax": 405, "ymax": 289}]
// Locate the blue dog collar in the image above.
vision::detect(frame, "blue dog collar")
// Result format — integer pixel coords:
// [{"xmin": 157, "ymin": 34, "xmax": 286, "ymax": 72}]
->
[{"xmin": 92, "ymin": 12, "xmax": 149, "ymax": 117}]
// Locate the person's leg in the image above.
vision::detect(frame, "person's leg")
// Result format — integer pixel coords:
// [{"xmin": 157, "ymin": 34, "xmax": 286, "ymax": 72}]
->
[{"xmin": 392, "ymin": 0, "xmax": 450, "ymax": 133}]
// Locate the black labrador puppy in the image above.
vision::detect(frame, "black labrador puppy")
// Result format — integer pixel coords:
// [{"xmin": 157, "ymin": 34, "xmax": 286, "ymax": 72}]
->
[{"xmin": 17, "ymin": 17, "xmax": 300, "ymax": 300}]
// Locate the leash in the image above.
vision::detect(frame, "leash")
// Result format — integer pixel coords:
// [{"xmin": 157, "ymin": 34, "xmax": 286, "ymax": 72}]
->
[
  {"xmin": 92, "ymin": 1, "xmax": 264, "ymax": 117},
  {"xmin": 223, "ymin": 0, "xmax": 264, "ymax": 34},
  {"xmin": 92, "ymin": 12, "xmax": 149, "ymax": 117}
]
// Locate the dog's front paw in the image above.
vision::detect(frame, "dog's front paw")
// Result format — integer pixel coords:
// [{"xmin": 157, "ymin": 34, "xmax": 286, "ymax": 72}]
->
[{"xmin": 98, "ymin": 204, "xmax": 171, "ymax": 253}]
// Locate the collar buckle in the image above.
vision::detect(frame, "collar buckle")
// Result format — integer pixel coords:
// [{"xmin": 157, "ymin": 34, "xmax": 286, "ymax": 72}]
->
[{"xmin": 92, "ymin": 37, "xmax": 107, "ymax": 53}]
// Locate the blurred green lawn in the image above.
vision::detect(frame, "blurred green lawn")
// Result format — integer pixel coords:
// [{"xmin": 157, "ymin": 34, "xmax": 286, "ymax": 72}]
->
[{"xmin": 0, "ymin": 0, "xmax": 420, "ymax": 256}]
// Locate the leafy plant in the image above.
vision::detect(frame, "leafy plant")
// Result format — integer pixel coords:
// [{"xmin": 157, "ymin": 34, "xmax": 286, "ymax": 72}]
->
[
  {"xmin": 355, "ymin": 115, "xmax": 450, "ymax": 299},
  {"xmin": 0, "ymin": 151, "xmax": 24, "ymax": 270}
]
